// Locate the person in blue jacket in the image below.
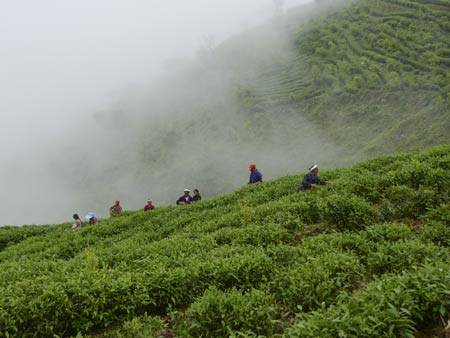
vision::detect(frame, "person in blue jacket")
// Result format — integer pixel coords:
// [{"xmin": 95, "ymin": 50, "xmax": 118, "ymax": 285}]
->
[
  {"xmin": 298, "ymin": 164, "xmax": 328, "ymax": 192},
  {"xmin": 248, "ymin": 163, "xmax": 263, "ymax": 184},
  {"xmin": 176, "ymin": 189, "xmax": 194, "ymax": 205}
]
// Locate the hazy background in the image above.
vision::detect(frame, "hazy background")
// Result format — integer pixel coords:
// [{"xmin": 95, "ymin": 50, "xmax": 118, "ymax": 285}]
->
[{"xmin": 0, "ymin": 0, "xmax": 345, "ymax": 226}]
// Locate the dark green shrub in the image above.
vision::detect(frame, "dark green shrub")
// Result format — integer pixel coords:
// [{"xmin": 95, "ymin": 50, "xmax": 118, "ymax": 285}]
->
[
  {"xmin": 287, "ymin": 263, "xmax": 450, "ymax": 338},
  {"xmin": 181, "ymin": 287, "xmax": 277, "ymax": 338},
  {"xmin": 269, "ymin": 252, "xmax": 364, "ymax": 312},
  {"xmin": 366, "ymin": 240, "xmax": 448, "ymax": 275},
  {"xmin": 422, "ymin": 203, "xmax": 450, "ymax": 224},
  {"xmin": 206, "ymin": 211, "xmax": 242, "ymax": 231},
  {"xmin": 321, "ymin": 193, "xmax": 380, "ymax": 230},
  {"xmin": 392, "ymin": 161, "xmax": 435, "ymax": 189},
  {"xmin": 213, "ymin": 227, "xmax": 244, "ymax": 245},
  {"xmin": 0, "ymin": 145, "xmax": 449, "ymax": 337},
  {"xmin": 108, "ymin": 314, "xmax": 165, "ymax": 338},
  {"xmin": 413, "ymin": 186, "xmax": 442, "ymax": 217},
  {"xmin": 361, "ymin": 223, "xmax": 415, "ymax": 242},
  {"xmin": 344, "ymin": 170, "xmax": 384, "ymax": 202},
  {"xmin": 380, "ymin": 185, "xmax": 416, "ymax": 219},
  {"xmin": 213, "ymin": 223, "xmax": 290, "ymax": 247},
  {"xmin": 300, "ymin": 232, "xmax": 371, "ymax": 258},
  {"xmin": 381, "ymin": 185, "xmax": 441, "ymax": 219},
  {"xmin": 290, "ymin": 199, "xmax": 323, "ymax": 224},
  {"xmin": 202, "ymin": 246, "xmax": 275, "ymax": 290},
  {"xmin": 264, "ymin": 196, "xmax": 322, "ymax": 226},
  {"xmin": 265, "ymin": 245, "xmax": 303, "ymax": 266},
  {"xmin": 421, "ymin": 221, "xmax": 450, "ymax": 247},
  {"xmin": 0, "ymin": 225, "xmax": 55, "ymax": 251}
]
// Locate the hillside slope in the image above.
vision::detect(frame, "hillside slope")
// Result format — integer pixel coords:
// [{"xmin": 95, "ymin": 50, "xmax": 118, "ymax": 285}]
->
[
  {"xmin": 238, "ymin": 0, "xmax": 450, "ymax": 157},
  {"xmin": 1, "ymin": 144, "xmax": 449, "ymax": 337},
  {"xmin": 17, "ymin": 0, "xmax": 449, "ymax": 227},
  {"xmin": 62, "ymin": 0, "xmax": 450, "ymax": 216}
]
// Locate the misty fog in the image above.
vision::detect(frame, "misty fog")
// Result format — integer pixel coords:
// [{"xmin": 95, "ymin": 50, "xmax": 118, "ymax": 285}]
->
[{"xmin": 1, "ymin": 0, "xmax": 349, "ymax": 226}]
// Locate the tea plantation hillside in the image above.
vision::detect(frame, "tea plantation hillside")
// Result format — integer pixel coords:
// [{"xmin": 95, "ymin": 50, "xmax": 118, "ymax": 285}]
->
[
  {"xmin": 237, "ymin": 0, "xmax": 450, "ymax": 156},
  {"xmin": 49, "ymin": 0, "xmax": 450, "ymax": 220},
  {"xmin": 1, "ymin": 144, "xmax": 450, "ymax": 337}
]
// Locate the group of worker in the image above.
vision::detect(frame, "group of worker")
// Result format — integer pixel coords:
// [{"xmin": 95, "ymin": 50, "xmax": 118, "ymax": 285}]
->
[
  {"xmin": 71, "ymin": 212, "xmax": 100, "ymax": 229},
  {"xmin": 176, "ymin": 188, "xmax": 202, "ymax": 205},
  {"xmin": 70, "ymin": 190, "xmax": 202, "ymax": 230},
  {"xmin": 71, "ymin": 163, "xmax": 326, "ymax": 230},
  {"xmin": 247, "ymin": 163, "xmax": 328, "ymax": 191},
  {"xmin": 71, "ymin": 199, "xmax": 148, "ymax": 229}
]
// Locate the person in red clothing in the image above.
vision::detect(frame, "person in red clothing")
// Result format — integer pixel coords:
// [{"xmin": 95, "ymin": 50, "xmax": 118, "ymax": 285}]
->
[
  {"xmin": 144, "ymin": 199, "xmax": 155, "ymax": 211},
  {"xmin": 109, "ymin": 200, "xmax": 123, "ymax": 216}
]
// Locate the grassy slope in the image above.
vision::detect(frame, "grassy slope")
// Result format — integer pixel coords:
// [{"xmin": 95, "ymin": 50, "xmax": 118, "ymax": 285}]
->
[
  {"xmin": 0, "ymin": 144, "xmax": 449, "ymax": 337},
  {"xmin": 238, "ymin": 0, "xmax": 450, "ymax": 158},
  {"xmin": 1, "ymin": 0, "xmax": 450, "ymax": 336},
  {"xmin": 52, "ymin": 0, "xmax": 450, "ymax": 215}
]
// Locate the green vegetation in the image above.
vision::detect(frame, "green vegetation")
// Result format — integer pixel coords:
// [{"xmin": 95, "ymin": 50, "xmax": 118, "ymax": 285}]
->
[
  {"xmin": 238, "ymin": 0, "xmax": 450, "ymax": 157},
  {"xmin": 54, "ymin": 0, "xmax": 450, "ymax": 215},
  {"xmin": 2, "ymin": 0, "xmax": 450, "ymax": 335},
  {"xmin": 0, "ymin": 144, "xmax": 449, "ymax": 337}
]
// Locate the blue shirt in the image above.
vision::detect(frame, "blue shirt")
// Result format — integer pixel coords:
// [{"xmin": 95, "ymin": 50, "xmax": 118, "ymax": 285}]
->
[
  {"xmin": 176, "ymin": 195, "xmax": 193, "ymax": 205},
  {"xmin": 298, "ymin": 172, "xmax": 326, "ymax": 191},
  {"xmin": 249, "ymin": 169, "xmax": 263, "ymax": 184}
]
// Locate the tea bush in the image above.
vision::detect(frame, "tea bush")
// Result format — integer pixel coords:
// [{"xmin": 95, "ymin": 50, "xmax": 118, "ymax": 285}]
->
[
  {"xmin": 421, "ymin": 221, "xmax": 450, "ymax": 247},
  {"xmin": 321, "ymin": 193, "xmax": 380, "ymax": 230},
  {"xmin": 287, "ymin": 262, "xmax": 450, "ymax": 338},
  {"xmin": 361, "ymin": 223, "xmax": 416, "ymax": 243},
  {"xmin": 201, "ymin": 246, "xmax": 276, "ymax": 290},
  {"xmin": 0, "ymin": 225, "xmax": 57, "ymax": 252},
  {"xmin": 420, "ymin": 204, "xmax": 450, "ymax": 247},
  {"xmin": 179, "ymin": 287, "xmax": 278, "ymax": 338},
  {"xmin": 422, "ymin": 203, "xmax": 450, "ymax": 224},
  {"xmin": 268, "ymin": 252, "xmax": 364, "ymax": 312},
  {"xmin": 108, "ymin": 314, "xmax": 165, "ymax": 338},
  {"xmin": 212, "ymin": 223, "xmax": 291, "ymax": 246},
  {"xmin": 0, "ymin": 144, "xmax": 449, "ymax": 337},
  {"xmin": 381, "ymin": 185, "xmax": 441, "ymax": 219},
  {"xmin": 301, "ymin": 232, "xmax": 372, "ymax": 258},
  {"xmin": 366, "ymin": 240, "xmax": 448, "ymax": 275}
]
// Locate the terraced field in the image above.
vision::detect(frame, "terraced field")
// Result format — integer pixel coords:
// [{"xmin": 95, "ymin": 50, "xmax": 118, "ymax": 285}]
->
[
  {"xmin": 1, "ymin": 1, "xmax": 450, "ymax": 336},
  {"xmin": 239, "ymin": 0, "xmax": 450, "ymax": 156},
  {"xmin": 1, "ymin": 144, "xmax": 449, "ymax": 337},
  {"xmin": 44, "ymin": 0, "xmax": 450, "ymax": 216}
]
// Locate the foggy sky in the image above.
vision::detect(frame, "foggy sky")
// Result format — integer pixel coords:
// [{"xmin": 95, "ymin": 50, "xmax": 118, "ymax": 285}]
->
[{"xmin": 1, "ymin": 0, "xmax": 316, "ymax": 226}]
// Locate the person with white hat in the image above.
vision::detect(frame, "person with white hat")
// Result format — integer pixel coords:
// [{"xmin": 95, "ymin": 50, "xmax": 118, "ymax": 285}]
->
[
  {"xmin": 298, "ymin": 164, "xmax": 328, "ymax": 192},
  {"xmin": 176, "ymin": 189, "xmax": 193, "ymax": 205},
  {"xmin": 144, "ymin": 198, "xmax": 155, "ymax": 211}
]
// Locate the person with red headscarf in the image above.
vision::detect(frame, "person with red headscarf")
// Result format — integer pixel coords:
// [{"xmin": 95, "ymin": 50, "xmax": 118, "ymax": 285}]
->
[
  {"xmin": 248, "ymin": 163, "xmax": 263, "ymax": 185},
  {"xmin": 109, "ymin": 200, "xmax": 123, "ymax": 216}
]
